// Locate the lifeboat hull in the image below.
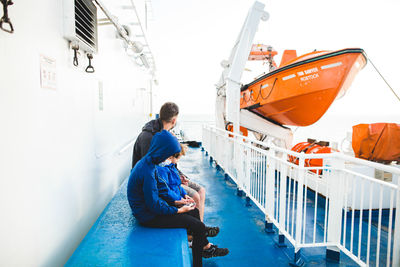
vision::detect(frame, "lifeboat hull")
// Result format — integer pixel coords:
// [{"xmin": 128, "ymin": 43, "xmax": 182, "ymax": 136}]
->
[{"xmin": 240, "ymin": 48, "xmax": 367, "ymax": 126}]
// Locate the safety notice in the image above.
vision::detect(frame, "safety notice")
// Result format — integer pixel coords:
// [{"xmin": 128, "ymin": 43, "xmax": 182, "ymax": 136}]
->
[{"xmin": 40, "ymin": 55, "xmax": 57, "ymax": 90}]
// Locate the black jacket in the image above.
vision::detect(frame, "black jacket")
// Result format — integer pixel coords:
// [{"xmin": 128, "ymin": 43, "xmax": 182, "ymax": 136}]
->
[{"xmin": 131, "ymin": 119, "xmax": 163, "ymax": 169}]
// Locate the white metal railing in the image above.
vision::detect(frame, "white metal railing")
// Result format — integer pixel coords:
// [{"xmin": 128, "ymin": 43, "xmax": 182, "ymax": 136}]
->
[
  {"xmin": 118, "ymin": 137, "xmax": 137, "ymax": 155},
  {"xmin": 202, "ymin": 125, "xmax": 400, "ymax": 267}
]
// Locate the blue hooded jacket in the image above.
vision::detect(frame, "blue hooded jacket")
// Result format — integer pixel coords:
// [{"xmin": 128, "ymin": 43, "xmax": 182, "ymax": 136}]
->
[
  {"xmin": 127, "ymin": 130, "xmax": 181, "ymax": 223},
  {"xmin": 156, "ymin": 163, "xmax": 187, "ymax": 204}
]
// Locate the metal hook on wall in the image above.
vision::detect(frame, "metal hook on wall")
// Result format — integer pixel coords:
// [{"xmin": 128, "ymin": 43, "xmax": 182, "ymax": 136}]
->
[
  {"xmin": 0, "ymin": 0, "xmax": 14, "ymax": 33},
  {"xmin": 85, "ymin": 53, "xmax": 95, "ymax": 73},
  {"xmin": 71, "ymin": 43, "xmax": 79, "ymax": 66}
]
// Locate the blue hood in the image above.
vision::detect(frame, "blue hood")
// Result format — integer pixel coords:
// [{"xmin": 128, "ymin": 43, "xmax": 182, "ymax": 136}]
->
[
  {"xmin": 127, "ymin": 130, "xmax": 181, "ymax": 223},
  {"xmin": 147, "ymin": 130, "xmax": 181, "ymax": 164}
]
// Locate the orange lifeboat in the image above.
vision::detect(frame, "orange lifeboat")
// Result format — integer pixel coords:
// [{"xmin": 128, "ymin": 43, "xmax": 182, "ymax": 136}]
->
[{"xmin": 240, "ymin": 48, "xmax": 367, "ymax": 126}]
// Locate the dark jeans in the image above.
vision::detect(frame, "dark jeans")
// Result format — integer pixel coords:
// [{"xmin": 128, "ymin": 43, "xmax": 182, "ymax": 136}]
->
[{"xmin": 141, "ymin": 208, "xmax": 208, "ymax": 267}]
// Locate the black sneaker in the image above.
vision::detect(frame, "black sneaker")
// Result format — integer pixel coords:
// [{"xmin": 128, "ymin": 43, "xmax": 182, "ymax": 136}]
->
[
  {"xmin": 203, "ymin": 244, "xmax": 229, "ymax": 258},
  {"xmin": 205, "ymin": 226, "xmax": 220, "ymax": 237}
]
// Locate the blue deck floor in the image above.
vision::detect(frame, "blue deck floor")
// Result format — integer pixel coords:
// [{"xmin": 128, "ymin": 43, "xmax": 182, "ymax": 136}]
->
[
  {"xmin": 181, "ymin": 147, "xmax": 364, "ymax": 266},
  {"xmin": 68, "ymin": 146, "xmax": 391, "ymax": 266}
]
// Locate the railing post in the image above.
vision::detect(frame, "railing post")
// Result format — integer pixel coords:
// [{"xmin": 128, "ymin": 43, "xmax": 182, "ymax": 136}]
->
[
  {"xmin": 206, "ymin": 127, "xmax": 210, "ymax": 154},
  {"xmin": 201, "ymin": 126, "xmax": 206, "ymax": 151},
  {"xmin": 237, "ymin": 139, "xmax": 244, "ymax": 191},
  {"xmin": 213, "ymin": 128, "xmax": 217, "ymax": 157},
  {"xmin": 222, "ymin": 133, "xmax": 226, "ymax": 170},
  {"xmin": 205, "ymin": 126, "xmax": 208, "ymax": 152},
  {"xmin": 228, "ymin": 136, "xmax": 234, "ymax": 177},
  {"xmin": 210, "ymin": 129, "xmax": 214, "ymax": 156},
  {"xmin": 265, "ymin": 148, "xmax": 276, "ymax": 232},
  {"xmin": 326, "ymin": 156, "xmax": 345, "ymax": 261},
  {"xmin": 393, "ymin": 175, "xmax": 400, "ymax": 266},
  {"xmin": 245, "ymin": 145, "xmax": 251, "ymax": 193},
  {"xmin": 279, "ymin": 153, "xmax": 288, "ymax": 246},
  {"xmin": 295, "ymin": 157, "xmax": 305, "ymax": 251},
  {"xmin": 209, "ymin": 127, "xmax": 212, "ymax": 153},
  {"xmin": 215, "ymin": 134, "xmax": 220, "ymax": 164},
  {"xmin": 230, "ymin": 134, "xmax": 241, "ymax": 188}
]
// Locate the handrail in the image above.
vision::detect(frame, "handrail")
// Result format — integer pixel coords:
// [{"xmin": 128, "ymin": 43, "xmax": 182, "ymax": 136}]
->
[
  {"xmin": 202, "ymin": 124, "xmax": 400, "ymax": 266},
  {"xmin": 338, "ymin": 153, "xmax": 400, "ymax": 174},
  {"xmin": 118, "ymin": 137, "xmax": 137, "ymax": 155},
  {"xmin": 342, "ymin": 168, "xmax": 398, "ymax": 189},
  {"xmin": 204, "ymin": 124, "xmax": 400, "ymax": 175}
]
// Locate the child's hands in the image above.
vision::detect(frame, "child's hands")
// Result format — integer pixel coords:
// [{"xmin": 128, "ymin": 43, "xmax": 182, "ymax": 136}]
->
[
  {"xmin": 175, "ymin": 198, "xmax": 191, "ymax": 206},
  {"xmin": 184, "ymin": 195, "xmax": 195, "ymax": 203},
  {"xmin": 180, "ymin": 174, "xmax": 189, "ymax": 185}
]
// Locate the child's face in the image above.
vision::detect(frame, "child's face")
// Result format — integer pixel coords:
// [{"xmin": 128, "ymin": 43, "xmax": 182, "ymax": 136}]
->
[{"xmin": 168, "ymin": 155, "xmax": 180, "ymax": 164}]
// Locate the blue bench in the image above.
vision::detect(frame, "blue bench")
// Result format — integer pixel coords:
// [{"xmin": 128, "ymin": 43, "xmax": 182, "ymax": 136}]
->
[{"xmin": 66, "ymin": 179, "xmax": 191, "ymax": 267}]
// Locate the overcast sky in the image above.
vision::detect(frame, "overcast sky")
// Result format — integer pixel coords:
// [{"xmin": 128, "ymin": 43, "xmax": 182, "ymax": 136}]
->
[{"xmin": 147, "ymin": 0, "xmax": 400, "ymax": 142}]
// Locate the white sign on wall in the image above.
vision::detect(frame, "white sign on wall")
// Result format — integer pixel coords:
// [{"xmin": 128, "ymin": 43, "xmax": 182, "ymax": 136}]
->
[{"xmin": 40, "ymin": 55, "xmax": 57, "ymax": 90}]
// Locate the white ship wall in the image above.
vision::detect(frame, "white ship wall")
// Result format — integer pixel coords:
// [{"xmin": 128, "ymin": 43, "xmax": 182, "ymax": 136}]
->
[{"xmin": 0, "ymin": 1, "xmax": 152, "ymax": 266}]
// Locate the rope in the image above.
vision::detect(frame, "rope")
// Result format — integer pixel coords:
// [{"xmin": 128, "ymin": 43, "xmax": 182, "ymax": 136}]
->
[
  {"xmin": 250, "ymin": 87, "xmax": 260, "ymax": 102},
  {"xmin": 366, "ymin": 54, "xmax": 400, "ymax": 102},
  {"xmin": 259, "ymin": 78, "xmax": 277, "ymax": 100},
  {"xmin": 240, "ymin": 90, "xmax": 251, "ymax": 105}
]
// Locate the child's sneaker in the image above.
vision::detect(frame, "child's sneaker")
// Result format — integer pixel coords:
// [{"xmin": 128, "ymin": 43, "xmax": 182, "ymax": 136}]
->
[
  {"xmin": 205, "ymin": 226, "xmax": 220, "ymax": 237},
  {"xmin": 202, "ymin": 244, "xmax": 229, "ymax": 258}
]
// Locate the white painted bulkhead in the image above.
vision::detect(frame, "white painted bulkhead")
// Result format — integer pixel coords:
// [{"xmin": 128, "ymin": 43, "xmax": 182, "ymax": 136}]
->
[{"xmin": 0, "ymin": 1, "xmax": 153, "ymax": 266}]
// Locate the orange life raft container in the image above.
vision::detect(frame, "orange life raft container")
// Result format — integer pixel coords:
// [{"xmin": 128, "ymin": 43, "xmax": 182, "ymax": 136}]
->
[
  {"xmin": 288, "ymin": 140, "xmax": 336, "ymax": 175},
  {"xmin": 352, "ymin": 123, "xmax": 400, "ymax": 164},
  {"xmin": 226, "ymin": 124, "xmax": 248, "ymax": 139}
]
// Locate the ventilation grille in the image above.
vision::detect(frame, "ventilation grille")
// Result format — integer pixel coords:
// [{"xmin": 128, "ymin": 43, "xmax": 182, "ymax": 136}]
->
[{"xmin": 74, "ymin": 0, "xmax": 97, "ymax": 51}]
